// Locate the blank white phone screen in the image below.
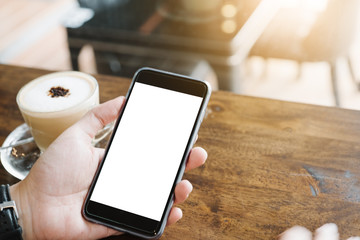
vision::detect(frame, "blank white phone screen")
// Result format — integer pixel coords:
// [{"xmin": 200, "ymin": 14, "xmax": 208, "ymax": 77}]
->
[{"xmin": 90, "ymin": 82, "xmax": 203, "ymax": 221}]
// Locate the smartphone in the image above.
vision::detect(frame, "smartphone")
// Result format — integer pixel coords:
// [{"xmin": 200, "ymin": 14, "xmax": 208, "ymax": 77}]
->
[{"xmin": 83, "ymin": 68, "xmax": 211, "ymax": 239}]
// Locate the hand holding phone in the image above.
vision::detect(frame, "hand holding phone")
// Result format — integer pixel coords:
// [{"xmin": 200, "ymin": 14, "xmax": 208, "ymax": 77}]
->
[{"xmin": 83, "ymin": 68, "xmax": 211, "ymax": 239}]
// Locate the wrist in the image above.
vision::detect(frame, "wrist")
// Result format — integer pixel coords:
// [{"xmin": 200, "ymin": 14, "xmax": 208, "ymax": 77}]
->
[{"xmin": 10, "ymin": 182, "xmax": 33, "ymax": 240}]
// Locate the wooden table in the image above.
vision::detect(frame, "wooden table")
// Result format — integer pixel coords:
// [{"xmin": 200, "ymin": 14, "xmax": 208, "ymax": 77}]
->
[{"xmin": 1, "ymin": 64, "xmax": 360, "ymax": 239}]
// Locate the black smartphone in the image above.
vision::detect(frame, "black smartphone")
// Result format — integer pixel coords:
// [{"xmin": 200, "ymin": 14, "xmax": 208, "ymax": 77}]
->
[{"xmin": 83, "ymin": 68, "xmax": 211, "ymax": 239}]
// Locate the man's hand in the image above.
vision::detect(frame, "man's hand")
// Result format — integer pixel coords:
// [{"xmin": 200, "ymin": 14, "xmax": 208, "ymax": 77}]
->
[
  {"xmin": 279, "ymin": 223, "xmax": 360, "ymax": 240},
  {"xmin": 10, "ymin": 96, "xmax": 207, "ymax": 240}
]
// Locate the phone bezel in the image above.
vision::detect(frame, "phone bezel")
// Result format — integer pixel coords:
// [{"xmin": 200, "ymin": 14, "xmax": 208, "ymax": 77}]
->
[{"xmin": 83, "ymin": 67, "xmax": 211, "ymax": 239}]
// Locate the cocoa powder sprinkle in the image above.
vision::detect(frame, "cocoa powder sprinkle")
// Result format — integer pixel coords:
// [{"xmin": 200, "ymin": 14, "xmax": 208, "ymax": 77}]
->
[{"xmin": 48, "ymin": 86, "xmax": 70, "ymax": 98}]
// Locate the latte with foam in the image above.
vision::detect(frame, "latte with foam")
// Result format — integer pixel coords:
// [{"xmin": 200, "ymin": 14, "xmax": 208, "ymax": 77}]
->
[{"xmin": 17, "ymin": 71, "xmax": 99, "ymax": 151}]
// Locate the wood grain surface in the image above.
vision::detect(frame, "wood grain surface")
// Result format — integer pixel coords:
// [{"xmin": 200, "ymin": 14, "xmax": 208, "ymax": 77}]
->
[{"xmin": 1, "ymin": 64, "xmax": 360, "ymax": 239}]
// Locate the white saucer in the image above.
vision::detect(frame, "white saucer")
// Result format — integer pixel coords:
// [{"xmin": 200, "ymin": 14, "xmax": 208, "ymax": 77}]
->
[
  {"xmin": 1, "ymin": 124, "xmax": 40, "ymax": 180},
  {"xmin": 1, "ymin": 123, "xmax": 112, "ymax": 180}
]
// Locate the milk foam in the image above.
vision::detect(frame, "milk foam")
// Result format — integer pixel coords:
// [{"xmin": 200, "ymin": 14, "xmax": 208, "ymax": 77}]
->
[{"xmin": 19, "ymin": 75, "xmax": 95, "ymax": 112}]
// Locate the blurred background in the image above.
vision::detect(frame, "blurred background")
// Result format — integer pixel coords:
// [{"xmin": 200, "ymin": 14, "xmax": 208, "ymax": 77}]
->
[{"xmin": 1, "ymin": 0, "xmax": 360, "ymax": 109}]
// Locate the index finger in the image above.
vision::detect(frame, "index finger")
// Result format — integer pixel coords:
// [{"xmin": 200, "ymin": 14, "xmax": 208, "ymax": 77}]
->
[{"xmin": 185, "ymin": 147, "xmax": 207, "ymax": 172}]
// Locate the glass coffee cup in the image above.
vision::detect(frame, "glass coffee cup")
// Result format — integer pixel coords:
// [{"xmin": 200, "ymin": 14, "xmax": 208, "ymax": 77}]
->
[{"xmin": 16, "ymin": 71, "xmax": 106, "ymax": 152}]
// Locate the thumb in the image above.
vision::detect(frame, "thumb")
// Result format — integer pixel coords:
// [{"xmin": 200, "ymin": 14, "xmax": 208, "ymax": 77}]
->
[{"xmin": 76, "ymin": 96, "xmax": 125, "ymax": 139}]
